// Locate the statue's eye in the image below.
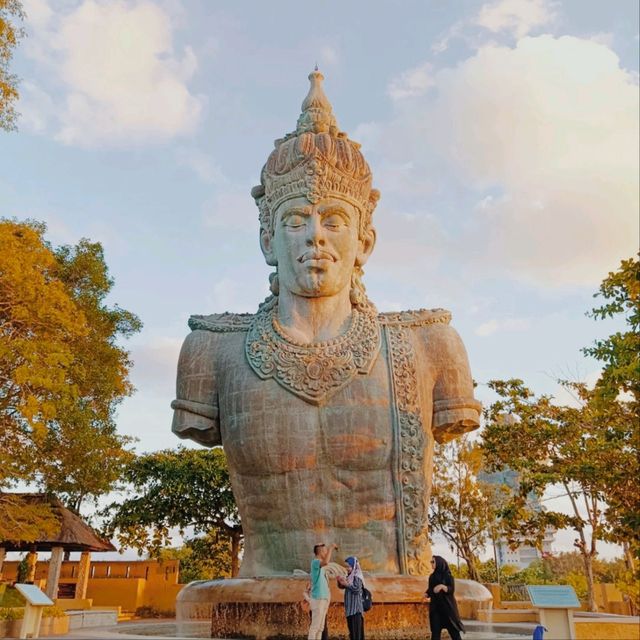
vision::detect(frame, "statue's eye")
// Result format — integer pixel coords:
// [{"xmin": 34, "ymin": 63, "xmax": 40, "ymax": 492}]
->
[
  {"xmin": 284, "ymin": 215, "xmax": 305, "ymax": 228},
  {"xmin": 323, "ymin": 215, "xmax": 344, "ymax": 229}
]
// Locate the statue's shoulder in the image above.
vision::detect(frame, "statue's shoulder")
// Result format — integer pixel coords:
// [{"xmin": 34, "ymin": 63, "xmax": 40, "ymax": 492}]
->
[
  {"xmin": 378, "ymin": 308, "xmax": 451, "ymax": 328},
  {"xmin": 188, "ymin": 312, "xmax": 254, "ymax": 333}
]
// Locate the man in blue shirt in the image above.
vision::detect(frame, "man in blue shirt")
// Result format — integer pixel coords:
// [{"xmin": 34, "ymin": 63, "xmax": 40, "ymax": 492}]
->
[{"xmin": 308, "ymin": 542, "xmax": 336, "ymax": 639}]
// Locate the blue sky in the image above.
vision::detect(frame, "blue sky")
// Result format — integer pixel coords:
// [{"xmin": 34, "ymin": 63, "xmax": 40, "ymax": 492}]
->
[{"xmin": 2, "ymin": 0, "xmax": 638, "ymax": 559}]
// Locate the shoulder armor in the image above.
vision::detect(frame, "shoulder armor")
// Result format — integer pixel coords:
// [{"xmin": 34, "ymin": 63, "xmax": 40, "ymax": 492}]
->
[
  {"xmin": 188, "ymin": 312, "xmax": 254, "ymax": 333},
  {"xmin": 378, "ymin": 308, "xmax": 451, "ymax": 327}
]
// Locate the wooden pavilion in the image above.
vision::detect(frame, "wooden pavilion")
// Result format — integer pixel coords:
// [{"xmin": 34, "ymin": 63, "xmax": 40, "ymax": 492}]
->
[{"xmin": 0, "ymin": 493, "xmax": 115, "ymax": 600}]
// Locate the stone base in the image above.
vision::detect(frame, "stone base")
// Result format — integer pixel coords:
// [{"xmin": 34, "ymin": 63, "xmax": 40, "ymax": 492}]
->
[{"xmin": 176, "ymin": 575, "xmax": 492, "ymax": 640}]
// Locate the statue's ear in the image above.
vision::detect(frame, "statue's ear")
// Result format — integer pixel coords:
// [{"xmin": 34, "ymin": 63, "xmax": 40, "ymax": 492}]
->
[
  {"xmin": 356, "ymin": 227, "xmax": 376, "ymax": 267},
  {"xmin": 260, "ymin": 229, "xmax": 277, "ymax": 266}
]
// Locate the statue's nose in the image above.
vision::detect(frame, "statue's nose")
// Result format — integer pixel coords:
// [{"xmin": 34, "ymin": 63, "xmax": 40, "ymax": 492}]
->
[{"xmin": 305, "ymin": 214, "xmax": 326, "ymax": 246}]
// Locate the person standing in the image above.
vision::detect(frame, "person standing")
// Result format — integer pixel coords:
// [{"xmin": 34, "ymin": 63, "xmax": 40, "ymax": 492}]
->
[
  {"xmin": 337, "ymin": 556, "xmax": 365, "ymax": 640},
  {"xmin": 425, "ymin": 556, "xmax": 465, "ymax": 640},
  {"xmin": 309, "ymin": 542, "xmax": 336, "ymax": 639}
]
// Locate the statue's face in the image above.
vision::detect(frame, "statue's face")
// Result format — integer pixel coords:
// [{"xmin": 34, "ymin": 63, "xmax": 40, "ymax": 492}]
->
[{"xmin": 262, "ymin": 196, "xmax": 366, "ymax": 298}]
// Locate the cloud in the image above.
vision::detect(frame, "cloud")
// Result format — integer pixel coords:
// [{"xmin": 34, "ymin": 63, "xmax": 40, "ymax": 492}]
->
[
  {"xmin": 319, "ymin": 45, "xmax": 339, "ymax": 66},
  {"xmin": 475, "ymin": 317, "xmax": 532, "ymax": 337},
  {"xmin": 202, "ymin": 183, "xmax": 256, "ymax": 231},
  {"xmin": 475, "ymin": 0, "xmax": 556, "ymax": 39},
  {"xmin": 387, "ymin": 63, "xmax": 434, "ymax": 100},
  {"xmin": 377, "ymin": 35, "xmax": 639, "ymax": 288},
  {"xmin": 22, "ymin": 0, "xmax": 53, "ymax": 30},
  {"xmin": 21, "ymin": 0, "xmax": 203, "ymax": 147},
  {"xmin": 18, "ymin": 81, "xmax": 55, "ymax": 133},
  {"xmin": 432, "ymin": 0, "xmax": 556, "ymax": 54},
  {"xmin": 129, "ymin": 336, "xmax": 182, "ymax": 395},
  {"xmin": 176, "ymin": 147, "xmax": 227, "ymax": 184}
]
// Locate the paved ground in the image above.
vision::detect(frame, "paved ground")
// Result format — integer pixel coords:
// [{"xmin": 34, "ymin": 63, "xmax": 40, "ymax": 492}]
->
[{"xmin": 41, "ymin": 619, "xmax": 535, "ymax": 639}]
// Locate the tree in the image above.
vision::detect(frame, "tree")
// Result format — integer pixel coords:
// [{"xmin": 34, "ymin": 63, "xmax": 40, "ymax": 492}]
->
[
  {"xmin": 482, "ymin": 379, "xmax": 611, "ymax": 612},
  {"xmin": 35, "ymin": 237, "xmax": 140, "ymax": 510},
  {"xmin": 103, "ymin": 447, "xmax": 243, "ymax": 577},
  {"xmin": 0, "ymin": 0, "xmax": 24, "ymax": 131},
  {"xmin": 0, "ymin": 219, "xmax": 140, "ymax": 524},
  {"xmin": 159, "ymin": 532, "xmax": 235, "ymax": 583},
  {"xmin": 582, "ymin": 255, "xmax": 639, "ymax": 563},
  {"xmin": 583, "ymin": 254, "xmax": 639, "ymax": 409},
  {"xmin": 582, "ymin": 255, "xmax": 640, "ymax": 610},
  {"xmin": 429, "ymin": 435, "xmax": 509, "ymax": 582}
]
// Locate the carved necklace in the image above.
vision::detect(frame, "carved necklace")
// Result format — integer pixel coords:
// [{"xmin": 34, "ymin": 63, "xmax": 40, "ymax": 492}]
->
[{"xmin": 245, "ymin": 302, "xmax": 381, "ymax": 405}]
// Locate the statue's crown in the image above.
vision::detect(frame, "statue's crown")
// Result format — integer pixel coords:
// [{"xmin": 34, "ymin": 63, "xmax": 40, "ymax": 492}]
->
[{"xmin": 251, "ymin": 71, "xmax": 379, "ymax": 236}]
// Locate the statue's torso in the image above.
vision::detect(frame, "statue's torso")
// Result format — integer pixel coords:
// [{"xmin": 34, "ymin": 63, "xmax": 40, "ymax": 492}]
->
[
  {"xmin": 172, "ymin": 308, "xmax": 479, "ymax": 577},
  {"xmin": 217, "ymin": 330, "xmax": 425, "ymax": 575}
]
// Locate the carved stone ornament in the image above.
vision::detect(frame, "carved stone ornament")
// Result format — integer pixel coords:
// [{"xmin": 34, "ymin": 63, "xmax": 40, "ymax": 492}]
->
[
  {"xmin": 245, "ymin": 303, "xmax": 382, "ymax": 405},
  {"xmin": 384, "ymin": 322, "xmax": 430, "ymax": 576}
]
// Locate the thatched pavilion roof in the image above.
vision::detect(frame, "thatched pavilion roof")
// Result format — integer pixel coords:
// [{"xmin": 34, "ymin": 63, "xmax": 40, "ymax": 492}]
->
[{"xmin": 0, "ymin": 493, "xmax": 116, "ymax": 553}]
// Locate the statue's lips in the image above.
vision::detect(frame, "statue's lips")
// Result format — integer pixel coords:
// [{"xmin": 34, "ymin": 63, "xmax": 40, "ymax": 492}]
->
[{"xmin": 297, "ymin": 252, "xmax": 336, "ymax": 265}]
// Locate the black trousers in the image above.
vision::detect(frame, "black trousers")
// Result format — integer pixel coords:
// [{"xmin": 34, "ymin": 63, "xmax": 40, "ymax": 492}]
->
[
  {"xmin": 346, "ymin": 613, "xmax": 364, "ymax": 640},
  {"xmin": 429, "ymin": 617, "xmax": 462, "ymax": 640}
]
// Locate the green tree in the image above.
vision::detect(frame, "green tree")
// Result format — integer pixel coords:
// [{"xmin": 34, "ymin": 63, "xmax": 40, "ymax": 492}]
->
[
  {"xmin": 582, "ymin": 255, "xmax": 639, "ymax": 564},
  {"xmin": 103, "ymin": 447, "xmax": 243, "ymax": 577},
  {"xmin": 581, "ymin": 255, "xmax": 640, "ymax": 610},
  {"xmin": 36, "ymin": 238, "xmax": 140, "ymax": 510},
  {"xmin": 482, "ymin": 379, "xmax": 609, "ymax": 612},
  {"xmin": 429, "ymin": 435, "xmax": 509, "ymax": 582},
  {"xmin": 583, "ymin": 254, "xmax": 639, "ymax": 409},
  {"xmin": 0, "ymin": 0, "xmax": 24, "ymax": 131},
  {"xmin": 0, "ymin": 219, "xmax": 140, "ymax": 526},
  {"xmin": 159, "ymin": 532, "xmax": 234, "ymax": 583}
]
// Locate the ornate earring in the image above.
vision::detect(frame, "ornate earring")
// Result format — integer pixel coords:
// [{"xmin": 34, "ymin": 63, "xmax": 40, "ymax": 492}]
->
[
  {"xmin": 269, "ymin": 271, "xmax": 280, "ymax": 296},
  {"xmin": 349, "ymin": 270, "xmax": 364, "ymax": 306}
]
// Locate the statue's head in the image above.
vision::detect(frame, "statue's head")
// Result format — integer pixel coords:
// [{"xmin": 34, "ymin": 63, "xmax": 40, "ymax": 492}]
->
[{"xmin": 252, "ymin": 71, "xmax": 379, "ymax": 308}]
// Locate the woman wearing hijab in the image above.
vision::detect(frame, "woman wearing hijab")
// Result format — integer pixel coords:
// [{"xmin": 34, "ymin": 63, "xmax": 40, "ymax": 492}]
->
[
  {"xmin": 425, "ymin": 555, "xmax": 465, "ymax": 640},
  {"xmin": 336, "ymin": 556, "xmax": 365, "ymax": 640}
]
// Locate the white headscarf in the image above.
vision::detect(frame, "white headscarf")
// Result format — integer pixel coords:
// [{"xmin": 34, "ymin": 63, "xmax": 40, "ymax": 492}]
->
[{"xmin": 346, "ymin": 556, "xmax": 365, "ymax": 587}]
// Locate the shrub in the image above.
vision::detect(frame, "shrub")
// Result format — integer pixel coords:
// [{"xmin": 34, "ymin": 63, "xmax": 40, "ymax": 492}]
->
[
  {"xmin": 0, "ymin": 587, "xmax": 26, "ymax": 608},
  {"xmin": 0, "ymin": 607, "xmax": 23, "ymax": 621},
  {"xmin": 43, "ymin": 606, "xmax": 67, "ymax": 618}
]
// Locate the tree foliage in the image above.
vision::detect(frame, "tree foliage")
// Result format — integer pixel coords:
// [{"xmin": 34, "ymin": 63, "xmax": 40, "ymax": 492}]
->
[
  {"xmin": 0, "ymin": 0, "xmax": 24, "ymax": 131},
  {"xmin": 582, "ymin": 255, "xmax": 640, "ymax": 556},
  {"xmin": 429, "ymin": 435, "xmax": 510, "ymax": 582},
  {"xmin": 159, "ymin": 532, "xmax": 235, "ymax": 583},
  {"xmin": 580, "ymin": 255, "xmax": 640, "ymax": 608},
  {"xmin": 0, "ymin": 493, "xmax": 58, "ymax": 543},
  {"xmin": 482, "ymin": 379, "xmax": 611, "ymax": 612},
  {"xmin": 0, "ymin": 219, "xmax": 140, "ymax": 522},
  {"xmin": 103, "ymin": 447, "xmax": 243, "ymax": 577},
  {"xmin": 583, "ymin": 254, "xmax": 639, "ymax": 409}
]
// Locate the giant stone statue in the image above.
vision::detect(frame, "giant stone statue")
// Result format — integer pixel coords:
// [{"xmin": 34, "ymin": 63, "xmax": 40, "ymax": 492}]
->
[{"xmin": 172, "ymin": 71, "xmax": 485, "ymax": 637}]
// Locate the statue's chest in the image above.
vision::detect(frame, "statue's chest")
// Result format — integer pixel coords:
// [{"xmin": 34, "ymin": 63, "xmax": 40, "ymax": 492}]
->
[{"xmin": 218, "ymin": 341, "xmax": 394, "ymax": 474}]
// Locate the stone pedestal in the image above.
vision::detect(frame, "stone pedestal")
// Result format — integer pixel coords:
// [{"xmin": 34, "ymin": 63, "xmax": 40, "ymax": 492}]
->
[{"xmin": 176, "ymin": 575, "xmax": 492, "ymax": 640}]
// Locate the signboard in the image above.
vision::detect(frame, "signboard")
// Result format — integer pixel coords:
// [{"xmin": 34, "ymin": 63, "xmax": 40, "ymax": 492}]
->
[
  {"xmin": 527, "ymin": 585, "xmax": 580, "ymax": 609},
  {"xmin": 14, "ymin": 584, "xmax": 54, "ymax": 607}
]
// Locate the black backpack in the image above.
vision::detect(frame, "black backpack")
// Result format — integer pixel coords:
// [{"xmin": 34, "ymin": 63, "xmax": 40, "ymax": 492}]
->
[{"xmin": 362, "ymin": 586, "xmax": 373, "ymax": 612}]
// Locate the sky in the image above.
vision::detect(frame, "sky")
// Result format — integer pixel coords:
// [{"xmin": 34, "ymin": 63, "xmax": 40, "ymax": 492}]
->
[{"xmin": 1, "ymin": 0, "xmax": 638, "ymax": 561}]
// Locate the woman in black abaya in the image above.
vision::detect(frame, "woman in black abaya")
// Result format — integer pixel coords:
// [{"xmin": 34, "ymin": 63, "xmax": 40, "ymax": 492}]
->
[{"xmin": 425, "ymin": 555, "xmax": 465, "ymax": 640}]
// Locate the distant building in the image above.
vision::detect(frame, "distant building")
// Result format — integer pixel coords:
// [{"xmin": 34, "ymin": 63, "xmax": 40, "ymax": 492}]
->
[
  {"xmin": 494, "ymin": 527, "xmax": 555, "ymax": 570},
  {"xmin": 479, "ymin": 467, "xmax": 556, "ymax": 570}
]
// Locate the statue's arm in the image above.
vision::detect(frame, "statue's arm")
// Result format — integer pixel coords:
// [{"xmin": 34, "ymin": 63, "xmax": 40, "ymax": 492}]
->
[
  {"xmin": 425, "ymin": 323, "xmax": 481, "ymax": 444},
  {"xmin": 171, "ymin": 329, "xmax": 221, "ymax": 447}
]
